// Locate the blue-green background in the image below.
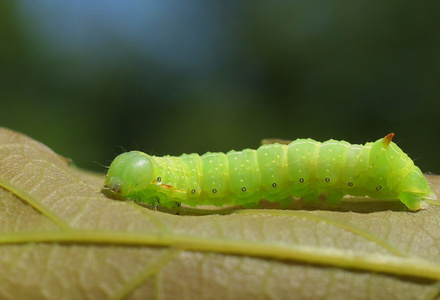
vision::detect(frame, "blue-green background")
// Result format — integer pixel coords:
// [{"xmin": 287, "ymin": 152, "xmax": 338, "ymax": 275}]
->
[{"xmin": 1, "ymin": 1, "xmax": 439, "ymax": 173}]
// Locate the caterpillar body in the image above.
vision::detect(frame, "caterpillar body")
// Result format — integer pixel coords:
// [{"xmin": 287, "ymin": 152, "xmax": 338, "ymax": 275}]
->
[{"xmin": 104, "ymin": 134, "xmax": 435, "ymax": 211}]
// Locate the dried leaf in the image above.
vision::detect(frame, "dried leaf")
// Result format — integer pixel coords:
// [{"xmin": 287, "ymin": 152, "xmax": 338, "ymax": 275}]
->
[{"xmin": 1, "ymin": 127, "xmax": 440, "ymax": 300}]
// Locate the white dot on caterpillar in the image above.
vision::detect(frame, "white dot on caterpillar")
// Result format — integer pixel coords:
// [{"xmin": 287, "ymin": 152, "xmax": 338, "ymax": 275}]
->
[
  {"xmin": 209, "ymin": 160, "xmax": 213, "ymax": 163},
  {"xmin": 234, "ymin": 157, "xmax": 238, "ymax": 160},
  {"xmin": 264, "ymin": 152, "xmax": 268, "ymax": 156},
  {"xmin": 328, "ymin": 149, "xmax": 333, "ymax": 152},
  {"xmin": 307, "ymin": 152, "xmax": 311, "ymax": 156},
  {"xmin": 246, "ymin": 159, "xmax": 250, "ymax": 163},
  {"xmin": 276, "ymin": 155, "xmax": 280, "ymax": 159}
]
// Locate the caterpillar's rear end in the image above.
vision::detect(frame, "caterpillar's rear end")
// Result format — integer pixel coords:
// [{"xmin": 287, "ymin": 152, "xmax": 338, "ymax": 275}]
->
[{"xmin": 367, "ymin": 133, "xmax": 435, "ymax": 210}]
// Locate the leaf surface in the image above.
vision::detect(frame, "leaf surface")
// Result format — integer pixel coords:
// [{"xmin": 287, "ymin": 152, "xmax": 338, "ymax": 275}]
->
[{"xmin": 1, "ymin": 127, "xmax": 440, "ymax": 300}]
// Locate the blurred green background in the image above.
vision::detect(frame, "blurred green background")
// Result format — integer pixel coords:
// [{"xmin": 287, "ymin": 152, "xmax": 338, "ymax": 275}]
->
[{"xmin": 1, "ymin": 1, "xmax": 439, "ymax": 173}]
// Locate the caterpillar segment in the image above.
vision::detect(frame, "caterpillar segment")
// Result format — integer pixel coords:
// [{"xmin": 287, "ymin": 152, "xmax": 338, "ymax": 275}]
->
[{"xmin": 105, "ymin": 134, "xmax": 435, "ymax": 211}]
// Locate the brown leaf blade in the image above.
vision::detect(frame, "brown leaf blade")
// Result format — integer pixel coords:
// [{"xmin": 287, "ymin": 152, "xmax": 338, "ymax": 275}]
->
[{"xmin": 0, "ymin": 127, "xmax": 440, "ymax": 300}]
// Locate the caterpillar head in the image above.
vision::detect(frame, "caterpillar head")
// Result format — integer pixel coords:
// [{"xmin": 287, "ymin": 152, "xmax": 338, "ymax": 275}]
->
[
  {"xmin": 369, "ymin": 133, "xmax": 434, "ymax": 210},
  {"xmin": 105, "ymin": 151, "xmax": 156, "ymax": 197}
]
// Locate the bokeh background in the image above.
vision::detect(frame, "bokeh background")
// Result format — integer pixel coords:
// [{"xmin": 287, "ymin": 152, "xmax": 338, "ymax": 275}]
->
[{"xmin": 1, "ymin": 1, "xmax": 439, "ymax": 173}]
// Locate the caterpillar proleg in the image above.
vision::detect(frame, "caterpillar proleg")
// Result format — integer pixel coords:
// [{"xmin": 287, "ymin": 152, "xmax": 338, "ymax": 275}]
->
[{"xmin": 104, "ymin": 134, "xmax": 435, "ymax": 211}]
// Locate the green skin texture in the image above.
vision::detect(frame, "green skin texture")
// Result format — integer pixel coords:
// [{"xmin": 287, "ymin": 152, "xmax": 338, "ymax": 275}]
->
[{"xmin": 104, "ymin": 135, "xmax": 434, "ymax": 211}]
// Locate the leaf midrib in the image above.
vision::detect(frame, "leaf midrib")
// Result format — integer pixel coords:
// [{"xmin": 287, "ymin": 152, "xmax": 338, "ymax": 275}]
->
[{"xmin": 0, "ymin": 230, "xmax": 438, "ymax": 282}]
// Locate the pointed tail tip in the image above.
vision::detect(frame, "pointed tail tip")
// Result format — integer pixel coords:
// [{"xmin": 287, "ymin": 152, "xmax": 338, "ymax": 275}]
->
[
  {"xmin": 383, "ymin": 133, "xmax": 394, "ymax": 147},
  {"xmin": 423, "ymin": 193, "xmax": 440, "ymax": 207}
]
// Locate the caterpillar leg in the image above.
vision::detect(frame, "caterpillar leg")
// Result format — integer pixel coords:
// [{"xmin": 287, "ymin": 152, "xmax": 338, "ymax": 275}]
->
[
  {"xmin": 278, "ymin": 197, "xmax": 295, "ymax": 209},
  {"xmin": 154, "ymin": 197, "xmax": 182, "ymax": 214},
  {"xmin": 326, "ymin": 192, "xmax": 344, "ymax": 207},
  {"xmin": 243, "ymin": 202, "xmax": 259, "ymax": 209},
  {"xmin": 301, "ymin": 192, "xmax": 320, "ymax": 203},
  {"xmin": 397, "ymin": 192, "xmax": 423, "ymax": 211},
  {"xmin": 153, "ymin": 197, "xmax": 160, "ymax": 211},
  {"xmin": 174, "ymin": 202, "xmax": 182, "ymax": 215}
]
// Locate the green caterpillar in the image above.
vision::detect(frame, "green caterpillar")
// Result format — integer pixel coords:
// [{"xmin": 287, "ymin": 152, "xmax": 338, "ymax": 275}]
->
[{"xmin": 104, "ymin": 134, "xmax": 435, "ymax": 211}]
